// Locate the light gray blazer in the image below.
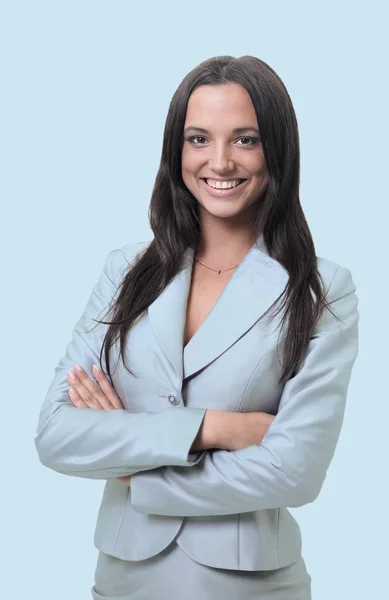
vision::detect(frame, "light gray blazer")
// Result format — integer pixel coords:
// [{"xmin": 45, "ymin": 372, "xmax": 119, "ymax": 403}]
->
[{"xmin": 34, "ymin": 235, "xmax": 359, "ymax": 571}]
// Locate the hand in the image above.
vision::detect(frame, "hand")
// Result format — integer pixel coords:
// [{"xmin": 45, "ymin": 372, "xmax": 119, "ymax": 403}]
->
[
  {"xmin": 67, "ymin": 363, "xmax": 131, "ymax": 486},
  {"xmin": 211, "ymin": 410, "xmax": 275, "ymax": 451},
  {"xmin": 219, "ymin": 411, "xmax": 275, "ymax": 451},
  {"xmin": 190, "ymin": 410, "xmax": 275, "ymax": 452},
  {"xmin": 233, "ymin": 411, "xmax": 275, "ymax": 450},
  {"xmin": 115, "ymin": 476, "xmax": 131, "ymax": 486},
  {"xmin": 67, "ymin": 363, "xmax": 124, "ymax": 410}
]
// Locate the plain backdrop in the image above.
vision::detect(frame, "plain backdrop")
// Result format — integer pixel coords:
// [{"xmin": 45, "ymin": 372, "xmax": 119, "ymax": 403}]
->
[{"xmin": 1, "ymin": 1, "xmax": 388, "ymax": 598}]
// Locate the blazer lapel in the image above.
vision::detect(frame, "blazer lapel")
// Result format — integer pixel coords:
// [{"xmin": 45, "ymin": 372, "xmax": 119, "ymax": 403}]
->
[
  {"xmin": 147, "ymin": 234, "xmax": 289, "ymax": 382},
  {"xmin": 147, "ymin": 248, "xmax": 194, "ymax": 380}
]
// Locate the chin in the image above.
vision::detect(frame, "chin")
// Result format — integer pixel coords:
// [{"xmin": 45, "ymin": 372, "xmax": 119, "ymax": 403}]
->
[{"xmin": 199, "ymin": 200, "xmax": 250, "ymax": 220}]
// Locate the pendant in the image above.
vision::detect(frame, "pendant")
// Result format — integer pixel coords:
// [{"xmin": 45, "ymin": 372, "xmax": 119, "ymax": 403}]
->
[{"xmin": 217, "ymin": 270, "xmax": 221, "ymax": 275}]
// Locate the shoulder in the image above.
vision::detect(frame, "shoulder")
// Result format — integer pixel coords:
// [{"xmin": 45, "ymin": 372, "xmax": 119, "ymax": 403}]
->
[
  {"xmin": 104, "ymin": 240, "xmax": 152, "ymax": 287},
  {"xmin": 117, "ymin": 239, "xmax": 152, "ymax": 264},
  {"xmin": 316, "ymin": 255, "xmax": 357, "ymax": 301},
  {"xmin": 315, "ymin": 255, "xmax": 358, "ymax": 334}
]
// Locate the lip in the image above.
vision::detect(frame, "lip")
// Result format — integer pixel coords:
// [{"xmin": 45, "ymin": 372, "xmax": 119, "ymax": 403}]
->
[
  {"xmin": 201, "ymin": 177, "xmax": 246, "ymax": 181},
  {"xmin": 200, "ymin": 178, "xmax": 249, "ymax": 198}
]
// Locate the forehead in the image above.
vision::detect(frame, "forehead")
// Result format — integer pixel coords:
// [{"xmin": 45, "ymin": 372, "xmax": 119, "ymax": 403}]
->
[{"xmin": 184, "ymin": 83, "xmax": 257, "ymax": 127}]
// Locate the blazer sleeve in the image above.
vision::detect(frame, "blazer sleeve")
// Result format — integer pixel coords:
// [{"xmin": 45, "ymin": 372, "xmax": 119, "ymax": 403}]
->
[
  {"xmin": 130, "ymin": 265, "xmax": 359, "ymax": 516},
  {"xmin": 34, "ymin": 247, "xmax": 207, "ymax": 480}
]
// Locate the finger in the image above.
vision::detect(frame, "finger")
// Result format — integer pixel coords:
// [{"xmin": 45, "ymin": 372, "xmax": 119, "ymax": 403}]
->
[
  {"xmin": 68, "ymin": 386, "xmax": 89, "ymax": 408},
  {"xmin": 68, "ymin": 366, "xmax": 114, "ymax": 410},
  {"xmin": 116, "ymin": 476, "xmax": 131, "ymax": 486},
  {"xmin": 92, "ymin": 364, "xmax": 124, "ymax": 409}
]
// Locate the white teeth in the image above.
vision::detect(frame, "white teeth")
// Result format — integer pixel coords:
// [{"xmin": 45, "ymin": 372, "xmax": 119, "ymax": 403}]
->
[{"xmin": 205, "ymin": 179, "xmax": 243, "ymax": 189}]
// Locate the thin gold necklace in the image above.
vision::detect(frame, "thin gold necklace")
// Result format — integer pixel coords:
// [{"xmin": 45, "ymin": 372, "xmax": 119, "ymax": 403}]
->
[{"xmin": 194, "ymin": 256, "xmax": 241, "ymax": 276}]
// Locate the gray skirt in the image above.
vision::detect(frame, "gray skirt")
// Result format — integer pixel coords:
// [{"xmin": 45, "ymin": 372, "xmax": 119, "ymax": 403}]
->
[{"xmin": 91, "ymin": 540, "xmax": 312, "ymax": 599}]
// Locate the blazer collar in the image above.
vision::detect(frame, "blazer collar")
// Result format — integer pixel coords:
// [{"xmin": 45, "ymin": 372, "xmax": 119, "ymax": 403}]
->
[{"xmin": 148, "ymin": 234, "xmax": 289, "ymax": 381}]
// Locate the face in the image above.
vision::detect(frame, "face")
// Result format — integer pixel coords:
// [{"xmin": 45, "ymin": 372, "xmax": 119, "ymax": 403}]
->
[{"xmin": 181, "ymin": 82, "xmax": 269, "ymax": 224}]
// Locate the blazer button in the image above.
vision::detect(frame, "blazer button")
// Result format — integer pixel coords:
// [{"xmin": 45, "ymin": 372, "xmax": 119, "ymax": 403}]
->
[{"xmin": 167, "ymin": 393, "xmax": 180, "ymax": 406}]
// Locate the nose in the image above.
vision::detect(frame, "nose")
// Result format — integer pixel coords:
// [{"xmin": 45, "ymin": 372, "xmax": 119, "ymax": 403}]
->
[{"xmin": 208, "ymin": 143, "xmax": 235, "ymax": 174}]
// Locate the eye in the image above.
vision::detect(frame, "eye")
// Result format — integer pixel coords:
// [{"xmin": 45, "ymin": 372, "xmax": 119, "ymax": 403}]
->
[
  {"xmin": 184, "ymin": 135, "xmax": 260, "ymax": 147},
  {"xmin": 186, "ymin": 135, "xmax": 208, "ymax": 146},
  {"xmin": 235, "ymin": 137, "xmax": 259, "ymax": 147}
]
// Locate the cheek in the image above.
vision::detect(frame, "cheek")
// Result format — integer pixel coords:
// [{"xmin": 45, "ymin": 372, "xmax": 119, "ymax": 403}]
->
[
  {"xmin": 181, "ymin": 147, "xmax": 198, "ymax": 174},
  {"xmin": 246, "ymin": 152, "xmax": 267, "ymax": 175},
  {"xmin": 251, "ymin": 161, "xmax": 269, "ymax": 190}
]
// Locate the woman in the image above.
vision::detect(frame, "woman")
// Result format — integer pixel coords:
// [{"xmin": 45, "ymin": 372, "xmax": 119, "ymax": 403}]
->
[{"xmin": 34, "ymin": 55, "xmax": 359, "ymax": 599}]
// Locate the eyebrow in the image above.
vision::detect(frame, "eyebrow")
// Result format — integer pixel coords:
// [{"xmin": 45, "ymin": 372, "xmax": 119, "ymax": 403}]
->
[{"xmin": 184, "ymin": 126, "xmax": 260, "ymax": 135}]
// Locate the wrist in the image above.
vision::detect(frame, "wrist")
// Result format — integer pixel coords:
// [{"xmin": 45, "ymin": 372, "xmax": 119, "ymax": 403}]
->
[
  {"xmin": 190, "ymin": 409, "xmax": 230, "ymax": 451},
  {"xmin": 209, "ymin": 409, "xmax": 235, "ymax": 449}
]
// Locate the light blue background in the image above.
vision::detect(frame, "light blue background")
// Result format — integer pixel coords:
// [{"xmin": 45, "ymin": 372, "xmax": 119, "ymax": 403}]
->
[{"xmin": 2, "ymin": 1, "xmax": 387, "ymax": 598}]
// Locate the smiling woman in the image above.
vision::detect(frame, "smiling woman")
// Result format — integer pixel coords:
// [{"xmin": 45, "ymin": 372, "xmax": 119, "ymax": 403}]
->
[
  {"xmin": 34, "ymin": 54, "xmax": 359, "ymax": 600},
  {"xmin": 181, "ymin": 84, "xmax": 269, "ymax": 217}
]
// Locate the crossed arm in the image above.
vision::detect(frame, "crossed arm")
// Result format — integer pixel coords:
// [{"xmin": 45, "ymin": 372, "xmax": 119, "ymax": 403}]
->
[
  {"xmin": 34, "ymin": 248, "xmax": 359, "ymax": 515},
  {"xmin": 127, "ymin": 267, "xmax": 359, "ymax": 517},
  {"xmin": 128, "ymin": 265, "xmax": 359, "ymax": 516},
  {"xmin": 63, "ymin": 361, "xmax": 274, "ymax": 485},
  {"xmin": 34, "ymin": 248, "xmax": 209, "ymax": 479}
]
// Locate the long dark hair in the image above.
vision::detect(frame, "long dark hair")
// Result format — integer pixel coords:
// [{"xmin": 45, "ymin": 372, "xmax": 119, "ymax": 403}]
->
[{"xmin": 95, "ymin": 55, "xmax": 338, "ymax": 386}]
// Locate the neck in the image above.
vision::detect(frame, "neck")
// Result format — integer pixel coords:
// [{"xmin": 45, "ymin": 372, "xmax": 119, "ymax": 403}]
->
[{"xmin": 195, "ymin": 212, "xmax": 258, "ymax": 268}]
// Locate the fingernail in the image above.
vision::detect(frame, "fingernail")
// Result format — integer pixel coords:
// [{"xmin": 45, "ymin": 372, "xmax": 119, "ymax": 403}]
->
[
  {"xmin": 74, "ymin": 364, "xmax": 82, "ymax": 373},
  {"xmin": 93, "ymin": 364, "xmax": 101, "ymax": 372},
  {"xmin": 68, "ymin": 370, "xmax": 76, "ymax": 380}
]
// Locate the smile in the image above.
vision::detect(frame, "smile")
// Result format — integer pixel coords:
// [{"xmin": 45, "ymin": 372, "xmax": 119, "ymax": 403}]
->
[
  {"xmin": 200, "ymin": 178, "xmax": 249, "ymax": 197},
  {"xmin": 203, "ymin": 178, "xmax": 246, "ymax": 189}
]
